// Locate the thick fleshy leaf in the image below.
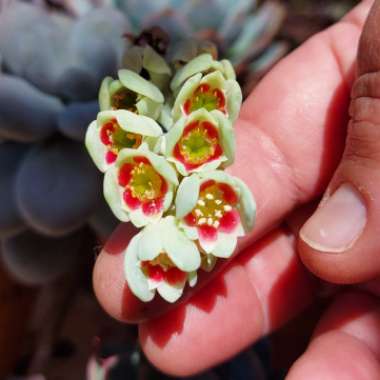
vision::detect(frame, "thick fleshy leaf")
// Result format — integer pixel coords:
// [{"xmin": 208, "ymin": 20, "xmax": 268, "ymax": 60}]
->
[
  {"xmin": 0, "ymin": 75, "xmax": 63, "ymax": 142},
  {"xmin": 118, "ymin": 69, "xmax": 164, "ymax": 103},
  {"xmin": 56, "ymin": 67, "xmax": 99, "ymax": 102},
  {"xmin": 69, "ymin": 7, "xmax": 130, "ymax": 79},
  {"xmin": 16, "ymin": 141, "xmax": 102, "ymax": 237},
  {"xmin": 162, "ymin": 217, "xmax": 201, "ymax": 272},
  {"xmin": 1, "ymin": 229, "xmax": 83, "ymax": 286},
  {"xmin": 0, "ymin": 2, "xmax": 73, "ymax": 95},
  {"xmin": 175, "ymin": 175, "xmax": 200, "ymax": 219},
  {"xmin": 0, "ymin": 142, "xmax": 29, "ymax": 238},
  {"xmin": 124, "ymin": 233, "xmax": 155, "ymax": 302},
  {"xmin": 58, "ymin": 101, "xmax": 99, "ymax": 142}
]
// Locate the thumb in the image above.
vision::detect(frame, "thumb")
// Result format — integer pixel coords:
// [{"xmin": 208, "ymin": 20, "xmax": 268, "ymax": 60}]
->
[{"xmin": 299, "ymin": 0, "xmax": 380, "ymax": 284}]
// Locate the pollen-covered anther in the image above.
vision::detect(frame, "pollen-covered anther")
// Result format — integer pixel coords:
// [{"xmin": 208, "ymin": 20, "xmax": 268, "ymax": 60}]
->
[{"xmin": 186, "ymin": 180, "xmax": 239, "ymax": 234}]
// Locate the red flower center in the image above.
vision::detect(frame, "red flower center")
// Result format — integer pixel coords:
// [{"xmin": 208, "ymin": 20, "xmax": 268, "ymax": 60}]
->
[
  {"xmin": 173, "ymin": 120, "xmax": 222, "ymax": 170},
  {"xmin": 183, "ymin": 84, "xmax": 226, "ymax": 115},
  {"xmin": 100, "ymin": 119, "xmax": 142, "ymax": 164},
  {"xmin": 118, "ymin": 156, "xmax": 168, "ymax": 215},
  {"xmin": 141, "ymin": 254, "xmax": 187, "ymax": 285},
  {"xmin": 184, "ymin": 180, "xmax": 240, "ymax": 240}
]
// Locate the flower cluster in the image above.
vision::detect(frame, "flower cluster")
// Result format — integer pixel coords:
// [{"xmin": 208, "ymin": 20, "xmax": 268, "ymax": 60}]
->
[{"xmin": 86, "ymin": 49, "xmax": 256, "ymax": 303}]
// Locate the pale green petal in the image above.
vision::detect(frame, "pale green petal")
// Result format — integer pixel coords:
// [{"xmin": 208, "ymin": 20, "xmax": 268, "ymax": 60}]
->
[
  {"xmin": 85, "ymin": 120, "xmax": 108, "ymax": 172},
  {"xmin": 118, "ymin": 69, "xmax": 164, "ymax": 103},
  {"xmin": 234, "ymin": 177, "xmax": 256, "ymax": 232},
  {"xmin": 171, "ymin": 53, "xmax": 214, "ymax": 91},
  {"xmin": 180, "ymin": 223, "xmax": 198, "ymax": 240},
  {"xmin": 157, "ymin": 281, "xmax": 184, "ymax": 303},
  {"xmin": 122, "ymin": 46, "xmax": 144, "ymax": 73},
  {"xmin": 109, "ymin": 79, "xmax": 124, "ymax": 96},
  {"xmin": 98, "ymin": 76, "xmax": 113, "ymax": 111},
  {"xmin": 225, "ymin": 79, "xmax": 243, "ymax": 123},
  {"xmin": 162, "ymin": 187, "xmax": 174, "ymax": 212},
  {"xmin": 175, "ymin": 175, "xmax": 200, "ymax": 218},
  {"xmin": 220, "ymin": 59, "xmax": 236, "ymax": 80},
  {"xmin": 172, "ymin": 73, "xmax": 202, "ymax": 121},
  {"xmin": 136, "ymin": 97, "xmax": 162, "ymax": 120},
  {"xmin": 212, "ymin": 110, "xmax": 235, "ymax": 166},
  {"xmin": 103, "ymin": 168, "xmax": 130, "ymax": 222},
  {"xmin": 149, "ymin": 72, "xmax": 170, "ymax": 91},
  {"xmin": 162, "ymin": 217, "xmax": 201, "ymax": 272},
  {"xmin": 158, "ymin": 103, "xmax": 174, "ymax": 131},
  {"xmin": 200, "ymin": 70, "xmax": 225, "ymax": 89},
  {"xmin": 164, "ymin": 117, "xmax": 186, "ymax": 156},
  {"xmin": 167, "ymin": 158, "xmax": 187, "ymax": 176},
  {"xmin": 212, "ymin": 233, "xmax": 237, "ymax": 258},
  {"xmin": 137, "ymin": 223, "xmax": 163, "ymax": 261},
  {"xmin": 116, "ymin": 110, "xmax": 163, "ymax": 137},
  {"xmin": 143, "ymin": 45, "xmax": 171, "ymax": 75},
  {"xmin": 124, "ymin": 234, "xmax": 155, "ymax": 302},
  {"xmin": 147, "ymin": 151, "xmax": 179, "ymax": 186},
  {"xmin": 188, "ymin": 271, "xmax": 198, "ymax": 287}
]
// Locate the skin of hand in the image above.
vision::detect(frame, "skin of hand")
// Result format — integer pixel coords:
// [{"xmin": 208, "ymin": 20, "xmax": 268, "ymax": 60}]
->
[{"xmin": 93, "ymin": 0, "xmax": 380, "ymax": 377}]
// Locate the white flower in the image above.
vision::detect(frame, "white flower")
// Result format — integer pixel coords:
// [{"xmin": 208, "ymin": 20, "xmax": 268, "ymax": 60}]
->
[
  {"xmin": 85, "ymin": 110, "xmax": 163, "ymax": 172},
  {"xmin": 99, "ymin": 69, "xmax": 164, "ymax": 120},
  {"xmin": 164, "ymin": 108, "xmax": 235, "ymax": 176},
  {"xmin": 170, "ymin": 53, "xmax": 236, "ymax": 91},
  {"xmin": 172, "ymin": 69, "xmax": 242, "ymax": 124},
  {"xmin": 124, "ymin": 216, "xmax": 200, "ymax": 303},
  {"xmin": 175, "ymin": 171, "xmax": 256, "ymax": 259},
  {"xmin": 104, "ymin": 144, "xmax": 178, "ymax": 227}
]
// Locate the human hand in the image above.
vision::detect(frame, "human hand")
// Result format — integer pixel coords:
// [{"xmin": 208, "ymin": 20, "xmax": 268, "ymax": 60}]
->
[{"xmin": 93, "ymin": 1, "xmax": 380, "ymax": 377}]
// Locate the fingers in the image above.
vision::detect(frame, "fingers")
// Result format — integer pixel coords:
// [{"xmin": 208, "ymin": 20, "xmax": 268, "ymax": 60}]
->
[
  {"xmin": 299, "ymin": 1, "xmax": 380, "ymax": 283},
  {"xmin": 287, "ymin": 291, "xmax": 380, "ymax": 380},
  {"xmin": 138, "ymin": 227, "xmax": 315, "ymax": 377}
]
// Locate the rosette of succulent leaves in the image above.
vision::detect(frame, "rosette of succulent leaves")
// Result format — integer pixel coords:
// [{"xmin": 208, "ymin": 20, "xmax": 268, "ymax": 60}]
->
[{"xmin": 0, "ymin": 0, "xmax": 283, "ymax": 289}]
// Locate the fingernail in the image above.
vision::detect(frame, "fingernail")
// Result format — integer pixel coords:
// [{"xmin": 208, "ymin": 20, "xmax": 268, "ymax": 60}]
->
[{"xmin": 300, "ymin": 184, "xmax": 367, "ymax": 253}]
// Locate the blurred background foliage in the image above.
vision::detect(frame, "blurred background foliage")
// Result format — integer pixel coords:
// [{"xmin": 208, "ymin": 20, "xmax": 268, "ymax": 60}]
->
[{"xmin": 0, "ymin": 0, "xmax": 358, "ymax": 379}]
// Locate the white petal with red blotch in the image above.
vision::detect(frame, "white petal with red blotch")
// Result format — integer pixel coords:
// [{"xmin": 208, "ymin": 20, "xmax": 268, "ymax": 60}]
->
[
  {"xmin": 97, "ymin": 110, "xmax": 163, "ymax": 137},
  {"xmin": 156, "ymin": 280, "xmax": 185, "ymax": 303},
  {"xmin": 85, "ymin": 120, "xmax": 109, "ymax": 172},
  {"xmin": 124, "ymin": 233, "xmax": 155, "ymax": 302},
  {"xmin": 103, "ymin": 166, "xmax": 130, "ymax": 222}
]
